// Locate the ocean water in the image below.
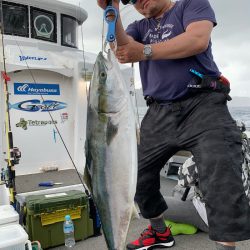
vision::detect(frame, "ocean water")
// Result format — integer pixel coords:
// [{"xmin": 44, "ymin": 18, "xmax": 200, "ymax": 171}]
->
[
  {"xmin": 228, "ymin": 106, "xmax": 250, "ymax": 130},
  {"xmin": 136, "ymin": 106, "xmax": 250, "ymax": 131}
]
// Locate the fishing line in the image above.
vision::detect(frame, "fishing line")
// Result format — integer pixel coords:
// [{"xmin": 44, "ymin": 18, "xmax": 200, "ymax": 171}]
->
[
  {"xmin": 119, "ymin": 4, "xmax": 141, "ymax": 131},
  {"xmin": 102, "ymin": 16, "xmax": 105, "ymax": 54},
  {"xmin": 130, "ymin": 63, "xmax": 141, "ymax": 131}
]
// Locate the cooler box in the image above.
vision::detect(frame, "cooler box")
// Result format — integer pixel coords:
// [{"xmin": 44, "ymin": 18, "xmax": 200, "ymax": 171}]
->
[
  {"xmin": 0, "ymin": 205, "xmax": 19, "ymax": 227},
  {"xmin": 0, "ymin": 224, "xmax": 32, "ymax": 250},
  {"xmin": 25, "ymin": 190, "xmax": 94, "ymax": 249}
]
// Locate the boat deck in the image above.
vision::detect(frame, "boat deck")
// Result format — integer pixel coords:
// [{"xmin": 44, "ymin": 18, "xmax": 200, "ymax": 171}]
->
[{"xmin": 16, "ymin": 171, "xmax": 250, "ymax": 250}]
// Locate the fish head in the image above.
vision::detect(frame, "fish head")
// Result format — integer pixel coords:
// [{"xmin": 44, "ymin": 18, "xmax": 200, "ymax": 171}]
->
[{"xmin": 90, "ymin": 51, "xmax": 125, "ymax": 114}]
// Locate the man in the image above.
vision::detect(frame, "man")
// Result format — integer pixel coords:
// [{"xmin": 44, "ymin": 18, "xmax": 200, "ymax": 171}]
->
[{"xmin": 97, "ymin": 0, "xmax": 250, "ymax": 249}]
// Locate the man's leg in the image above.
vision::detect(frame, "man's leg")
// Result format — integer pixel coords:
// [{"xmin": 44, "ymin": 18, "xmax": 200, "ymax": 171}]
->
[
  {"xmin": 176, "ymin": 92, "xmax": 250, "ymax": 247},
  {"xmin": 183, "ymin": 93, "xmax": 250, "ymax": 244},
  {"xmin": 149, "ymin": 213, "xmax": 167, "ymax": 233},
  {"xmin": 127, "ymin": 102, "xmax": 178, "ymax": 249}
]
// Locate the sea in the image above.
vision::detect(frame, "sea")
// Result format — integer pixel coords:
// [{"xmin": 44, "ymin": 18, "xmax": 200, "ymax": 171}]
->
[{"xmin": 137, "ymin": 106, "xmax": 250, "ymax": 131}]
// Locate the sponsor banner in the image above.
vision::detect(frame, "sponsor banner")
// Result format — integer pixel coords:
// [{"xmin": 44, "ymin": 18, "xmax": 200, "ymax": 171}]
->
[
  {"xmin": 14, "ymin": 83, "xmax": 60, "ymax": 96},
  {"xmin": 16, "ymin": 118, "xmax": 58, "ymax": 130},
  {"xmin": 9, "ymin": 99, "xmax": 67, "ymax": 112}
]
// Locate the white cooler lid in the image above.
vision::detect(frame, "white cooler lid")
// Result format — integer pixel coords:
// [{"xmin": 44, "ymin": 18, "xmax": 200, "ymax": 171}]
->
[
  {"xmin": 0, "ymin": 224, "xmax": 28, "ymax": 248},
  {"xmin": 0, "ymin": 205, "xmax": 14, "ymax": 212},
  {"xmin": 0, "ymin": 205, "xmax": 19, "ymax": 225}
]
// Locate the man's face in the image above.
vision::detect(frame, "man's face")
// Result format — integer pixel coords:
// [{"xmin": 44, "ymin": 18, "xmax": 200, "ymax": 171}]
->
[{"xmin": 133, "ymin": 0, "xmax": 168, "ymax": 18}]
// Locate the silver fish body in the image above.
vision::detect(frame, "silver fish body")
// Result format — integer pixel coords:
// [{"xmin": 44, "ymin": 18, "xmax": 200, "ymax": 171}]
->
[{"xmin": 85, "ymin": 51, "xmax": 138, "ymax": 250}]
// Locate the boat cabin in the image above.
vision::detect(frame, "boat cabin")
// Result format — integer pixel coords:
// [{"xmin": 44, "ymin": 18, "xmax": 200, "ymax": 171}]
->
[{"xmin": 0, "ymin": 0, "xmax": 96, "ymax": 175}]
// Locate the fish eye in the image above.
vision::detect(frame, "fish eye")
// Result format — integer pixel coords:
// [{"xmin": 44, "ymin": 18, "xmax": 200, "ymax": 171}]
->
[{"xmin": 100, "ymin": 71, "xmax": 106, "ymax": 79}]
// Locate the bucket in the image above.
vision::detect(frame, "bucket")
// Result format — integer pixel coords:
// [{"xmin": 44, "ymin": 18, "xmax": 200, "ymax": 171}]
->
[
  {"xmin": 0, "ymin": 224, "xmax": 32, "ymax": 250},
  {"xmin": 0, "ymin": 205, "xmax": 19, "ymax": 227}
]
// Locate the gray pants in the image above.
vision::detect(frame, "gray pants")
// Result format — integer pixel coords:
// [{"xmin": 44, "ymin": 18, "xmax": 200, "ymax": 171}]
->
[{"xmin": 163, "ymin": 196, "xmax": 209, "ymax": 233}]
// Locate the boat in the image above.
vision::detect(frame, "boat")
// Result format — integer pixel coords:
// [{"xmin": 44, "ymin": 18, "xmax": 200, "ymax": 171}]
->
[
  {"xmin": 0, "ymin": 0, "xmax": 98, "ymax": 176},
  {"xmin": 1, "ymin": 1, "xmax": 249, "ymax": 249}
]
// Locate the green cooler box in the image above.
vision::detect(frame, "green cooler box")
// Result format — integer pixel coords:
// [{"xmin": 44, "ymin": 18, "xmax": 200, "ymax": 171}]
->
[{"xmin": 25, "ymin": 190, "xmax": 94, "ymax": 249}]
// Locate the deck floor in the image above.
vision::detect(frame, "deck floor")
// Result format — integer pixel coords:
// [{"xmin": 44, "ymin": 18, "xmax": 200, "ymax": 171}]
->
[{"xmin": 16, "ymin": 171, "xmax": 250, "ymax": 250}]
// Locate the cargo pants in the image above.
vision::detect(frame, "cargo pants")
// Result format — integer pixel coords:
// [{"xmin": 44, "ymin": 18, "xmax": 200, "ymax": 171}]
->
[{"xmin": 135, "ymin": 91, "xmax": 250, "ymax": 242}]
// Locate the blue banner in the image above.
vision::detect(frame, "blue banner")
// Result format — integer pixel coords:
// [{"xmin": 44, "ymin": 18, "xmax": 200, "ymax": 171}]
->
[
  {"xmin": 14, "ymin": 83, "xmax": 60, "ymax": 96},
  {"xmin": 9, "ymin": 100, "xmax": 67, "ymax": 112}
]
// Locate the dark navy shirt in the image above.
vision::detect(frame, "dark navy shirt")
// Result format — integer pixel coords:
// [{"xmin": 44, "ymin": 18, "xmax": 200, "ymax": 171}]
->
[{"xmin": 126, "ymin": 0, "xmax": 221, "ymax": 101}]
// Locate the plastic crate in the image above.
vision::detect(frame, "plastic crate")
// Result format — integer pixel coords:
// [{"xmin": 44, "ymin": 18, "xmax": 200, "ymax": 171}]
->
[{"xmin": 25, "ymin": 190, "xmax": 93, "ymax": 249}]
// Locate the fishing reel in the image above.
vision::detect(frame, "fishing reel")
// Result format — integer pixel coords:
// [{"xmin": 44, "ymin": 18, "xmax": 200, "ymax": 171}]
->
[
  {"xmin": 12, "ymin": 147, "xmax": 21, "ymax": 165},
  {"xmin": 121, "ymin": 0, "xmax": 137, "ymax": 5},
  {"xmin": 4, "ymin": 147, "xmax": 21, "ymax": 165}
]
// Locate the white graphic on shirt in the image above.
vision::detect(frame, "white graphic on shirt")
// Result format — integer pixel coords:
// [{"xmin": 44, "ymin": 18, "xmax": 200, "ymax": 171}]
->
[
  {"xmin": 142, "ymin": 29, "xmax": 153, "ymax": 42},
  {"xmin": 162, "ymin": 30, "xmax": 172, "ymax": 40},
  {"xmin": 143, "ymin": 23, "xmax": 174, "ymax": 44}
]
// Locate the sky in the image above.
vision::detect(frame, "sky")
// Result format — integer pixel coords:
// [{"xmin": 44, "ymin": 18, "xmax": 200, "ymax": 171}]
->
[{"xmin": 62, "ymin": 0, "xmax": 250, "ymax": 98}]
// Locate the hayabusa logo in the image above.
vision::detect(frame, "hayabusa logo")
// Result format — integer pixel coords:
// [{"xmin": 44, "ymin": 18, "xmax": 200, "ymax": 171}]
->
[
  {"xmin": 9, "ymin": 100, "xmax": 67, "ymax": 112},
  {"xmin": 17, "ymin": 84, "xmax": 29, "ymax": 92},
  {"xmin": 14, "ymin": 83, "xmax": 60, "ymax": 95}
]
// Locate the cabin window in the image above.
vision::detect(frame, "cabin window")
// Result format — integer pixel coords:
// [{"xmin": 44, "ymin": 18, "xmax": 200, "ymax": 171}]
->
[
  {"xmin": 31, "ymin": 7, "xmax": 57, "ymax": 43},
  {"xmin": 61, "ymin": 15, "xmax": 78, "ymax": 48},
  {"xmin": 2, "ymin": 1, "xmax": 29, "ymax": 37}
]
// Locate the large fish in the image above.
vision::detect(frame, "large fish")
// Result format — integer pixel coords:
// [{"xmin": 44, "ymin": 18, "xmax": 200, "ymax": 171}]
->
[{"xmin": 85, "ymin": 51, "xmax": 138, "ymax": 250}]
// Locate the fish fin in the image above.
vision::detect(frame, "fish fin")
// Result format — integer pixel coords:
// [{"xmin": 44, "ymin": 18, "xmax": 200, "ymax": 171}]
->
[
  {"xmin": 131, "ymin": 202, "xmax": 140, "ymax": 220},
  {"xmin": 106, "ymin": 118, "xmax": 118, "ymax": 145}
]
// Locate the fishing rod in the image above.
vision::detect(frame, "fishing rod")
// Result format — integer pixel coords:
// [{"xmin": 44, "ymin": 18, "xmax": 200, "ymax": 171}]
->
[{"xmin": 0, "ymin": 1, "xmax": 21, "ymax": 206}]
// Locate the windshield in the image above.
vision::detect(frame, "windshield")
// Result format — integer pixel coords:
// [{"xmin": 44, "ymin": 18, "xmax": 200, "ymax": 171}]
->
[
  {"xmin": 2, "ymin": 2, "xmax": 28, "ymax": 37},
  {"xmin": 61, "ymin": 15, "xmax": 78, "ymax": 48}
]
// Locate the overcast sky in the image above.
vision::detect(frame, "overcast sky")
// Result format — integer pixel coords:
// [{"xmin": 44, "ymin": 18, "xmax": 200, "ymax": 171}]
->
[{"xmin": 63, "ymin": 0, "xmax": 250, "ymax": 98}]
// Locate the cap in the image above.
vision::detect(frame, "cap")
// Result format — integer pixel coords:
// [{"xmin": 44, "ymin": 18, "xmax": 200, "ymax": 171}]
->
[{"xmin": 65, "ymin": 215, "xmax": 71, "ymax": 221}]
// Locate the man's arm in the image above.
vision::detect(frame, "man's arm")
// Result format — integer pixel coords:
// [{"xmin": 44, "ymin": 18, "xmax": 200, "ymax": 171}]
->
[
  {"xmin": 98, "ymin": 1, "xmax": 214, "ymax": 63},
  {"xmin": 151, "ymin": 20, "xmax": 213, "ymax": 60},
  {"xmin": 116, "ymin": 20, "xmax": 214, "ymax": 63}
]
